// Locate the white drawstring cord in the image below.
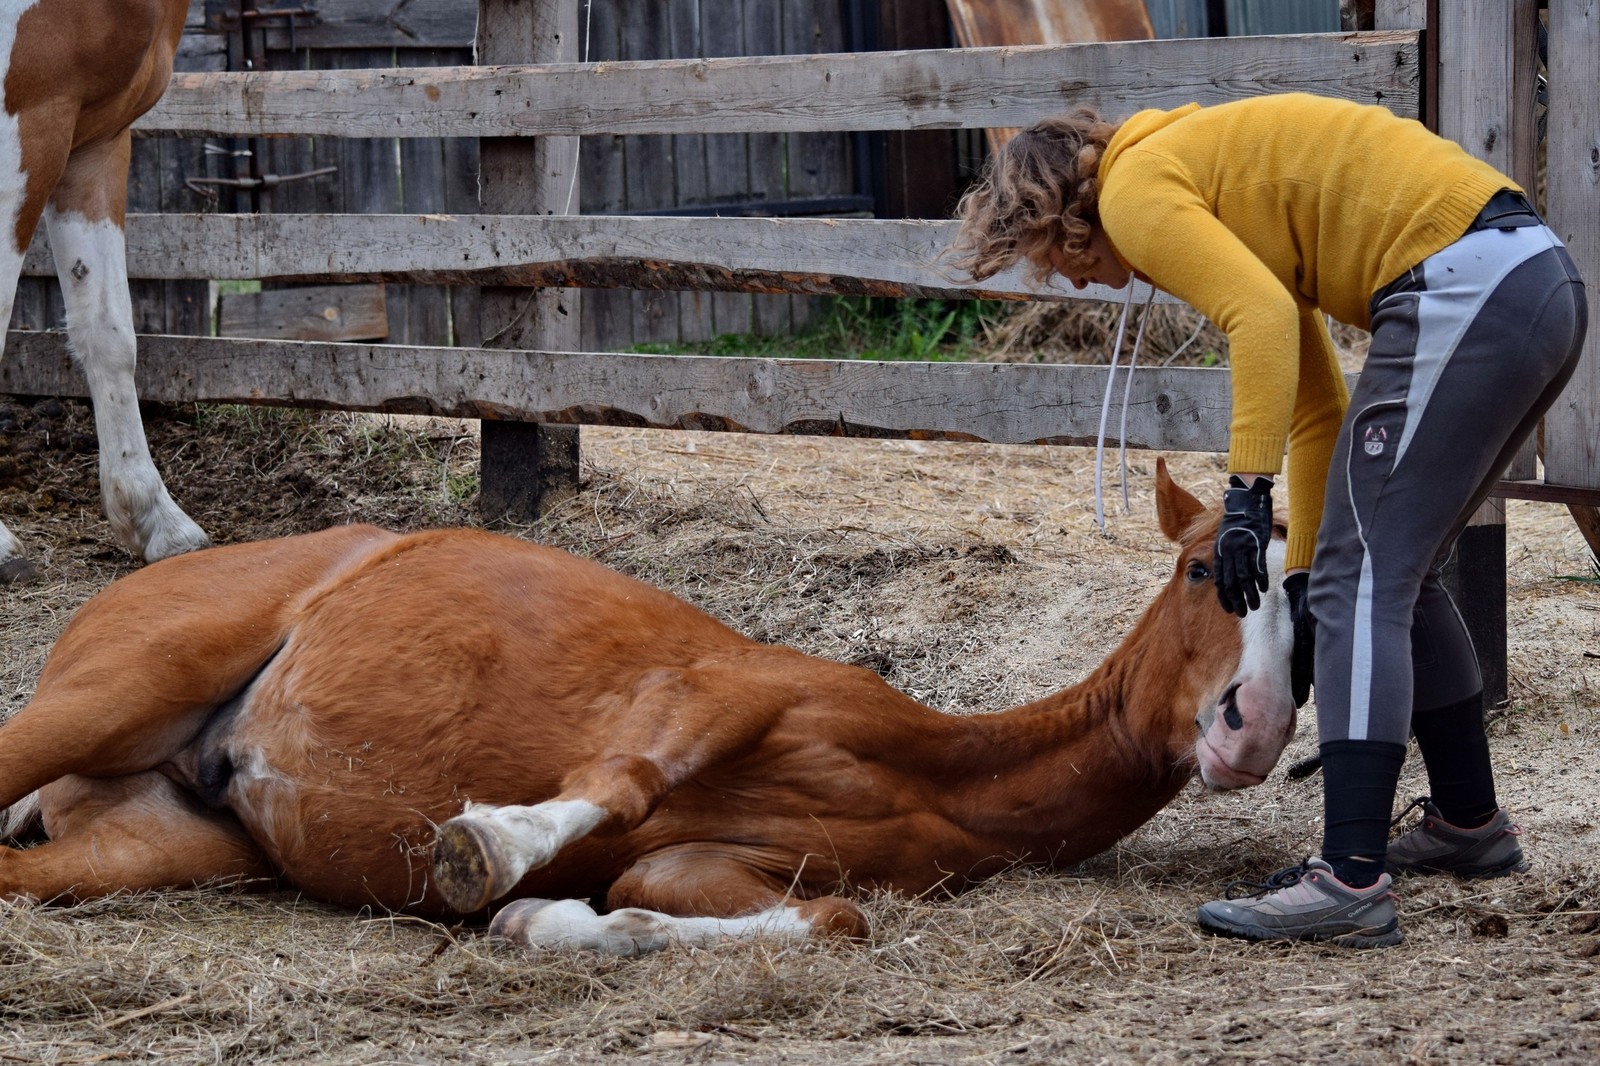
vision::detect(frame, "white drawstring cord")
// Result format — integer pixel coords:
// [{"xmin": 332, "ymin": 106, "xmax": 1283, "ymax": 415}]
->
[
  {"xmin": 1117, "ymin": 287, "xmax": 1157, "ymax": 513},
  {"xmin": 1159, "ymin": 313, "xmax": 1208, "ymax": 367},
  {"xmin": 1093, "ymin": 283, "xmax": 1137, "ymax": 531}
]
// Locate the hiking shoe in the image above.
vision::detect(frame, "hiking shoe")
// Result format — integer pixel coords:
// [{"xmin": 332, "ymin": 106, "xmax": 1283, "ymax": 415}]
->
[
  {"xmin": 1196, "ymin": 858, "xmax": 1403, "ymax": 948},
  {"xmin": 1386, "ymin": 797, "xmax": 1529, "ymax": 879}
]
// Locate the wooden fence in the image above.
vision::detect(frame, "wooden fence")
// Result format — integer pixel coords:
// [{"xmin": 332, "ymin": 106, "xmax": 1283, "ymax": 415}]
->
[
  {"xmin": 5, "ymin": 0, "xmax": 1592, "ymax": 488},
  {"xmin": 5, "ymin": 22, "xmax": 1425, "ymax": 452},
  {"xmin": 2, "ymin": 2, "xmax": 1595, "ymax": 698}
]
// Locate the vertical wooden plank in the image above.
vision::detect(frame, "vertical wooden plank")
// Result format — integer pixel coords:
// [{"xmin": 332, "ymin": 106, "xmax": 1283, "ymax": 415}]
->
[
  {"xmin": 260, "ymin": 45, "xmax": 324, "ymax": 215},
  {"xmin": 575, "ymin": 0, "xmax": 632, "ymax": 352},
  {"xmin": 126, "ymin": 133, "xmax": 170, "ymax": 334},
  {"xmin": 1434, "ymin": 0, "xmax": 1540, "ymax": 706},
  {"xmin": 747, "ymin": 0, "xmax": 792, "ymax": 337},
  {"xmin": 620, "ymin": 1, "xmax": 679, "ymax": 346},
  {"xmin": 782, "ymin": 0, "xmax": 847, "ymax": 332},
  {"xmin": 394, "ymin": 47, "xmax": 471, "ymax": 347},
  {"xmin": 1544, "ymin": 0, "xmax": 1600, "ymax": 492},
  {"xmin": 1373, "ymin": 0, "xmax": 1426, "ymax": 29},
  {"xmin": 668, "ymin": 0, "xmax": 714, "ymax": 344},
  {"xmin": 477, "ymin": 0, "xmax": 582, "ymax": 521},
  {"xmin": 879, "ymin": 0, "xmax": 962, "ymax": 219},
  {"xmin": 702, "ymin": 0, "xmax": 755, "ymax": 339}
]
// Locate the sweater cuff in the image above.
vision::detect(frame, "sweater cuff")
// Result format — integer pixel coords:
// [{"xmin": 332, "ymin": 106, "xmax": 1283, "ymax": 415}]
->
[
  {"xmin": 1227, "ymin": 434, "xmax": 1287, "ymax": 477},
  {"xmin": 1285, "ymin": 530, "xmax": 1318, "ymax": 573}
]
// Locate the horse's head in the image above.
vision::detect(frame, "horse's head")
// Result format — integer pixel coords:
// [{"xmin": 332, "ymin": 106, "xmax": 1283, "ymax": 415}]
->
[{"xmin": 1152, "ymin": 459, "xmax": 1296, "ymax": 790}]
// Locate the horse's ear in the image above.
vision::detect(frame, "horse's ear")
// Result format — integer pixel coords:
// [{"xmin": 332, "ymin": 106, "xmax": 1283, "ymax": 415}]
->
[{"xmin": 1154, "ymin": 457, "xmax": 1207, "ymax": 542}]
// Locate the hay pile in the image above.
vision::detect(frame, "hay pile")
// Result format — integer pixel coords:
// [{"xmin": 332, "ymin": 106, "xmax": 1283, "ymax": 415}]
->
[{"xmin": 2, "ymin": 401, "xmax": 1598, "ymax": 1063}]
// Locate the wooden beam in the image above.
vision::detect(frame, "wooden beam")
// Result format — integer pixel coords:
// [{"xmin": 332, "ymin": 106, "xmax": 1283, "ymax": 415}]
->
[
  {"xmin": 2, "ymin": 332, "xmax": 1244, "ymax": 451},
  {"xmin": 1543, "ymin": 0, "xmax": 1600, "ymax": 492},
  {"xmin": 217, "ymin": 283, "xmax": 389, "ymax": 342},
  {"xmin": 21, "ymin": 213, "xmax": 1171, "ymax": 306},
  {"xmin": 1372, "ymin": 0, "xmax": 1426, "ymax": 30},
  {"xmin": 1433, "ymin": 0, "xmax": 1540, "ymax": 707},
  {"xmin": 136, "ymin": 33, "xmax": 1421, "ymax": 139},
  {"xmin": 198, "ymin": 0, "xmax": 480, "ymax": 51},
  {"xmin": 1490, "ymin": 479, "xmax": 1600, "ymax": 508},
  {"xmin": 475, "ymin": 0, "xmax": 581, "ymax": 522}
]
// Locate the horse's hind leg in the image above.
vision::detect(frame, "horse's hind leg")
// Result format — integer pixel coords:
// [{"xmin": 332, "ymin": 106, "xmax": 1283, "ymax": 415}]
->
[
  {"xmin": 45, "ymin": 130, "xmax": 207, "ymax": 562},
  {"xmin": 489, "ymin": 844, "xmax": 867, "ymax": 955},
  {"xmin": 0, "ymin": 772, "xmax": 271, "ymax": 903}
]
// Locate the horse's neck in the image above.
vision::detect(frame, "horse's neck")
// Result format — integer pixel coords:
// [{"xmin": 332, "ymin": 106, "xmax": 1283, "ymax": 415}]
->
[{"xmin": 920, "ymin": 624, "xmax": 1192, "ymax": 857}]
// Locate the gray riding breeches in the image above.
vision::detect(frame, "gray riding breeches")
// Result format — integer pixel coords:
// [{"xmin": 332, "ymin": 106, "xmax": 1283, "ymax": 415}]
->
[{"xmin": 1309, "ymin": 220, "xmax": 1587, "ymax": 745}]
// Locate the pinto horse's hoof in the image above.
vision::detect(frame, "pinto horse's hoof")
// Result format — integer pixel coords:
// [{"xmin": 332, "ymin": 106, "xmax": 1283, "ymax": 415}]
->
[
  {"xmin": 433, "ymin": 816, "xmax": 515, "ymax": 914},
  {"xmin": 0, "ymin": 557, "xmax": 39, "ymax": 585}
]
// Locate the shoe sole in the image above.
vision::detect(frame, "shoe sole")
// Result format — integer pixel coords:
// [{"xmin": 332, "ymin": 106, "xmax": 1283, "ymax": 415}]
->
[
  {"xmin": 1196, "ymin": 913, "xmax": 1404, "ymax": 949},
  {"xmin": 1386, "ymin": 854, "xmax": 1529, "ymax": 880}
]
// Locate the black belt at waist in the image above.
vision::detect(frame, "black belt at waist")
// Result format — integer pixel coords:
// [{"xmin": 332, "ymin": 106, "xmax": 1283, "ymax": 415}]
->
[{"xmin": 1467, "ymin": 188, "xmax": 1542, "ymax": 232}]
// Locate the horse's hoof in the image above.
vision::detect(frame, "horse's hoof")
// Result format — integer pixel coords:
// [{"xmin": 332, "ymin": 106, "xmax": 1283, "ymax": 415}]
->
[
  {"xmin": 0, "ymin": 557, "xmax": 39, "ymax": 585},
  {"xmin": 433, "ymin": 817, "xmax": 513, "ymax": 914},
  {"xmin": 489, "ymin": 897, "xmax": 569, "ymax": 944}
]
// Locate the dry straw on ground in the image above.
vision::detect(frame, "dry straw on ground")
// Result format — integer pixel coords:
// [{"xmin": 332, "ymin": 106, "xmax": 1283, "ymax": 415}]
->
[{"xmin": 2, "ymin": 397, "xmax": 1598, "ymax": 1064}]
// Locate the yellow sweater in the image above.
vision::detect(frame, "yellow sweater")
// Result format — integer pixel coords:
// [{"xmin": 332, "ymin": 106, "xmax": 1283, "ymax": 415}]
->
[{"xmin": 1097, "ymin": 93, "xmax": 1513, "ymax": 569}]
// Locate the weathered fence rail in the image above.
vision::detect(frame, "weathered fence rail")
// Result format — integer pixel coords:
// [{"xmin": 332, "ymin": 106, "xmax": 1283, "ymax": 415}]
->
[
  {"xmin": 1, "ymin": 332, "xmax": 1312, "ymax": 451},
  {"xmin": 19, "ymin": 214, "xmax": 1172, "ymax": 305},
  {"xmin": 136, "ymin": 33, "xmax": 1420, "ymax": 138}
]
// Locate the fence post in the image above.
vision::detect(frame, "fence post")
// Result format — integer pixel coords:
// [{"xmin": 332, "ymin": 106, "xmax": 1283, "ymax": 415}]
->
[
  {"xmin": 1543, "ymin": 1, "xmax": 1600, "ymax": 502},
  {"xmin": 1433, "ymin": 0, "xmax": 1540, "ymax": 708},
  {"xmin": 475, "ymin": 0, "xmax": 582, "ymax": 522}
]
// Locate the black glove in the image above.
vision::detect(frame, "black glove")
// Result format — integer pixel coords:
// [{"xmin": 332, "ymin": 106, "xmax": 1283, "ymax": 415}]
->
[
  {"xmin": 1283, "ymin": 570, "xmax": 1314, "ymax": 707},
  {"xmin": 1214, "ymin": 474, "xmax": 1272, "ymax": 617}
]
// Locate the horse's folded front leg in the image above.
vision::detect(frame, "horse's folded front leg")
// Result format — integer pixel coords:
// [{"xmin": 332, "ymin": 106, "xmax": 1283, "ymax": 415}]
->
[{"xmin": 433, "ymin": 661, "xmax": 799, "ymax": 913}]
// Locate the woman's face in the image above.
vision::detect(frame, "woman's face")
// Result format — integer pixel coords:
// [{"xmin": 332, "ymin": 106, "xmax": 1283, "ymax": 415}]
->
[{"xmin": 1048, "ymin": 227, "xmax": 1132, "ymax": 291}]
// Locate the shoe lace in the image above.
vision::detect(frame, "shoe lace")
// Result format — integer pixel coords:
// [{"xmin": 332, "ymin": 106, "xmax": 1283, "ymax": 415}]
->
[
  {"xmin": 1223, "ymin": 860, "xmax": 1311, "ymax": 900},
  {"xmin": 1390, "ymin": 795, "xmax": 1433, "ymax": 829}
]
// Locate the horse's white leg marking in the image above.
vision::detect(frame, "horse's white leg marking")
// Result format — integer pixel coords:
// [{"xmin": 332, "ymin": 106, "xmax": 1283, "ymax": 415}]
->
[
  {"xmin": 0, "ymin": 6, "xmax": 40, "ymax": 570},
  {"xmin": 490, "ymin": 897, "xmax": 816, "ymax": 956},
  {"xmin": 43, "ymin": 208, "xmax": 208, "ymax": 562},
  {"xmin": 461, "ymin": 799, "xmax": 606, "ymax": 879}
]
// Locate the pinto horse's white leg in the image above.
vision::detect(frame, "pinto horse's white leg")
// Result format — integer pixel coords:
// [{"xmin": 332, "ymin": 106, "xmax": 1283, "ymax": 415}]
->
[
  {"xmin": 489, "ymin": 897, "xmax": 819, "ymax": 956},
  {"xmin": 44, "ymin": 134, "xmax": 207, "ymax": 563}
]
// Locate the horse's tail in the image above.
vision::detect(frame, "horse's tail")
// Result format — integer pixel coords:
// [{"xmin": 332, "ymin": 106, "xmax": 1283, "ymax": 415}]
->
[{"xmin": 0, "ymin": 790, "xmax": 42, "ymax": 843}]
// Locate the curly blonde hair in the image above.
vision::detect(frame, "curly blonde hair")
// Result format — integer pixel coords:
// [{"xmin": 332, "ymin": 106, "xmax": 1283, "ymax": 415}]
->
[{"xmin": 949, "ymin": 109, "xmax": 1122, "ymax": 285}]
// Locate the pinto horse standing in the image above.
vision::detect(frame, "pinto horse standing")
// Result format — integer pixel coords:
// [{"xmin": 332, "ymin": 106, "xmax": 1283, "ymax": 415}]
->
[
  {"xmin": 0, "ymin": 462, "xmax": 1296, "ymax": 954},
  {"xmin": 0, "ymin": 0, "xmax": 208, "ymax": 582}
]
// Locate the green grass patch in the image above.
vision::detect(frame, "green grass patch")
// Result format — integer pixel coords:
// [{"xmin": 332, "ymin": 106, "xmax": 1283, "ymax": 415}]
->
[{"xmin": 628, "ymin": 297, "xmax": 1011, "ymax": 362}]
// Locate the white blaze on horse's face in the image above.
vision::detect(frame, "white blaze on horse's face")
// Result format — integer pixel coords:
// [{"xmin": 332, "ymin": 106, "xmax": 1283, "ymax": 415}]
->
[{"xmin": 1194, "ymin": 539, "xmax": 1296, "ymax": 790}]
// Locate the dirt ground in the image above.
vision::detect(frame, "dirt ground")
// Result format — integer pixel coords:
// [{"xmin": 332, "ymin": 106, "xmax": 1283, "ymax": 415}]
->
[{"xmin": 2, "ymin": 397, "xmax": 1598, "ymax": 1065}]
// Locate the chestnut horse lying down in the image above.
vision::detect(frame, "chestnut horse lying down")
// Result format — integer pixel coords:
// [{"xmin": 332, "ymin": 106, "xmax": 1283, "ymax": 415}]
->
[{"xmin": 0, "ymin": 461, "xmax": 1295, "ymax": 954}]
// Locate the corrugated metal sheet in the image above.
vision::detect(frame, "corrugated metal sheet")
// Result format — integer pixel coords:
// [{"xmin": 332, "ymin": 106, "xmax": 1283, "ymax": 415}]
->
[
  {"xmin": 944, "ymin": 0, "xmax": 1153, "ymax": 49},
  {"xmin": 1225, "ymin": 0, "xmax": 1341, "ymax": 35},
  {"xmin": 1144, "ymin": 0, "xmax": 1211, "ymax": 39},
  {"xmin": 1144, "ymin": 0, "xmax": 1342, "ymax": 38}
]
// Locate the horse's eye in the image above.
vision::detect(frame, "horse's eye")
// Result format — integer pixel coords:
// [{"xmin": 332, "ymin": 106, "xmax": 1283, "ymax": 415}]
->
[{"xmin": 1186, "ymin": 560, "xmax": 1210, "ymax": 583}]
